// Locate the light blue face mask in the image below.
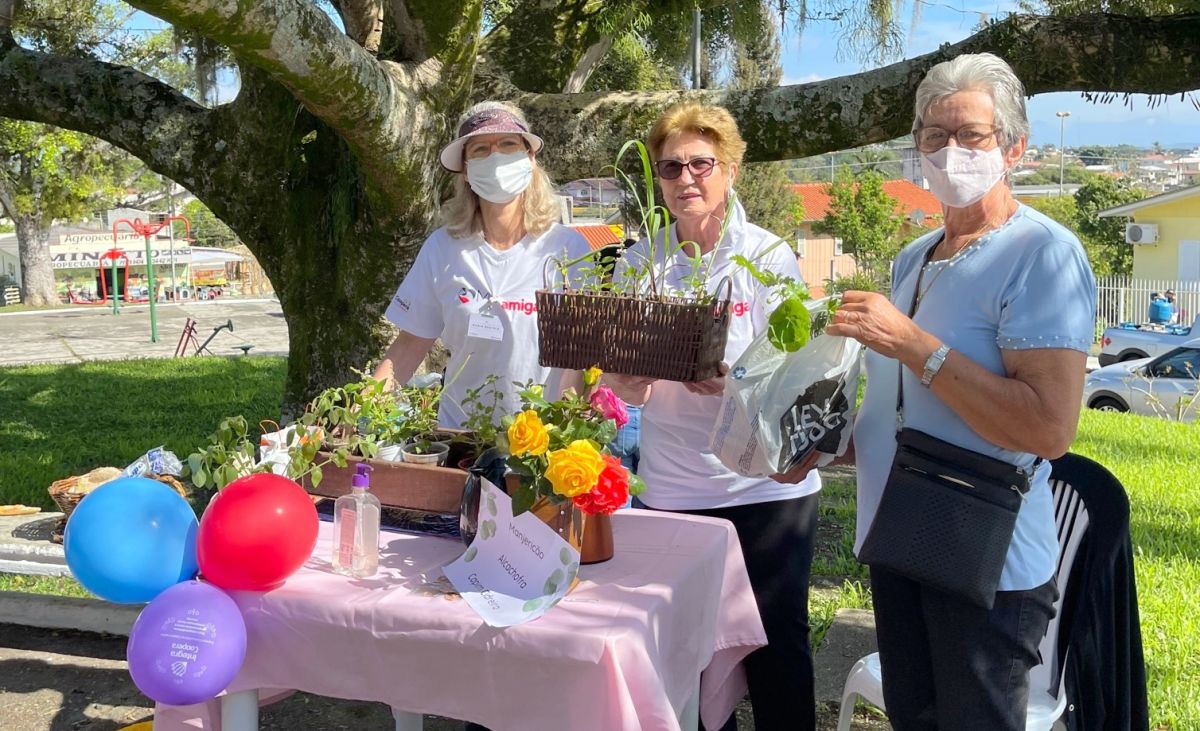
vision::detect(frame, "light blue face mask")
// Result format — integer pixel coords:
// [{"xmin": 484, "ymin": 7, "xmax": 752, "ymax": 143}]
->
[{"xmin": 466, "ymin": 150, "xmax": 534, "ymax": 203}]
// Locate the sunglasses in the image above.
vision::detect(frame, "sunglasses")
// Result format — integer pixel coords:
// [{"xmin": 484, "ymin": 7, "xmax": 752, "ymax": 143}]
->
[{"xmin": 654, "ymin": 157, "xmax": 720, "ymax": 181}]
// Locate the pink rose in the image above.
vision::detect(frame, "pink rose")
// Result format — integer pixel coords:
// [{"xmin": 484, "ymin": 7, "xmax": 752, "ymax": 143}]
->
[{"xmin": 589, "ymin": 385, "xmax": 629, "ymax": 428}]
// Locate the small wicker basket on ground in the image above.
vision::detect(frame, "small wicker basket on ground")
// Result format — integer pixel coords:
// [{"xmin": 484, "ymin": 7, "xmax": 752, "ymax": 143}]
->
[{"xmin": 535, "ymin": 280, "xmax": 732, "ymax": 382}]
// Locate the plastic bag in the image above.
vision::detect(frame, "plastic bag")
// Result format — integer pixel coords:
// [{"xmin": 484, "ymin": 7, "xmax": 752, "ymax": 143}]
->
[
  {"xmin": 711, "ymin": 322, "xmax": 862, "ymax": 478},
  {"xmin": 124, "ymin": 447, "xmax": 184, "ymax": 477},
  {"xmin": 258, "ymin": 425, "xmax": 295, "ymax": 476}
]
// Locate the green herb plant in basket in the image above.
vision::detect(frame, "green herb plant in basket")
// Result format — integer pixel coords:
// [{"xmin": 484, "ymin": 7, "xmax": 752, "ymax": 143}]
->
[{"xmin": 535, "ymin": 140, "xmax": 738, "ymax": 383}]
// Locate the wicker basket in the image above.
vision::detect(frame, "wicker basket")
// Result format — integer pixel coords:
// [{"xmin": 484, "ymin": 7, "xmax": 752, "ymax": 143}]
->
[
  {"xmin": 535, "ymin": 279, "xmax": 732, "ymax": 383},
  {"xmin": 48, "ymin": 472, "xmax": 189, "ymax": 520}
]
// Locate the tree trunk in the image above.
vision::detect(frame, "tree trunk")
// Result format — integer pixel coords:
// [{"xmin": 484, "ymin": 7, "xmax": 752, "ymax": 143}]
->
[
  {"xmin": 210, "ymin": 83, "xmax": 442, "ymax": 418},
  {"xmin": 14, "ymin": 215, "xmax": 55, "ymax": 306}
]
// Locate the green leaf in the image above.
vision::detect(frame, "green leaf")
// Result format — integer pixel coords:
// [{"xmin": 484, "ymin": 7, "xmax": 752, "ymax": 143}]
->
[
  {"xmin": 511, "ymin": 485, "xmax": 536, "ymax": 516},
  {"xmin": 628, "ymin": 473, "xmax": 647, "ymax": 497},
  {"xmin": 594, "ymin": 420, "xmax": 618, "ymax": 446},
  {"xmin": 310, "ymin": 464, "xmax": 323, "ymax": 487}
]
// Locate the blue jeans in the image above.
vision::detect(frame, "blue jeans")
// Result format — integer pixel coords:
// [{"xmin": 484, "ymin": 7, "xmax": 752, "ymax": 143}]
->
[{"xmin": 608, "ymin": 404, "xmax": 641, "ymax": 474}]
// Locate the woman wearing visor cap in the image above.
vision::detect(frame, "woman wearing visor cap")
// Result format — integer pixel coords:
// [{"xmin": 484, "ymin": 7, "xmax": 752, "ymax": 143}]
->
[{"xmin": 373, "ymin": 101, "xmax": 590, "ymax": 424}]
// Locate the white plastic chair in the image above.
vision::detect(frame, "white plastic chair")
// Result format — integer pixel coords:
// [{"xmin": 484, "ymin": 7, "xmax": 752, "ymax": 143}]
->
[{"xmin": 836, "ymin": 462, "xmax": 1091, "ymax": 731}]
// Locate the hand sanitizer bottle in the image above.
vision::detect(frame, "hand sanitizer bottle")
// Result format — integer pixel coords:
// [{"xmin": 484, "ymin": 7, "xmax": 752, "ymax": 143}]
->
[{"xmin": 332, "ymin": 463, "xmax": 380, "ymax": 577}]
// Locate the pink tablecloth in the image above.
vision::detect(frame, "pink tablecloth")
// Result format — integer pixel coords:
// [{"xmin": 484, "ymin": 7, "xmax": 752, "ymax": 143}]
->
[{"xmin": 155, "ymin": 509, "xmax": 766, "ymax": 730}]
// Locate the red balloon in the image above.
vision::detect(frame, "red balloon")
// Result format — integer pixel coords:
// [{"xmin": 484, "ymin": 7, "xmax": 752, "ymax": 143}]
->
[{"xmin": 197, "ymin": 473, "xmax": 318, "ymax": 591}]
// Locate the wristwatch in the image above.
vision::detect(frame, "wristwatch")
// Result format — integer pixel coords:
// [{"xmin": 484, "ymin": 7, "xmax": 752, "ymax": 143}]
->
[{"xmin": 920, "ymin": 344, "xmax": 951, "ymax": 387}]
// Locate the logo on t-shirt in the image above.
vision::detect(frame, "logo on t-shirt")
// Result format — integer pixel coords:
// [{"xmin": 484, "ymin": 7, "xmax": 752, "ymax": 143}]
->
[
  {"xmin": 458, "ymin": 286, "xmax": 478, "ymax": 304},
  {"xmin": 500, "ymin": 299, "xmax": 537, "ymax": 315},
  {"xmin": 730, "ymin": 301, "xmax": 751, "ymax": 318},
  {"xmin": 393, "ymin": 295, "xmax": 411, "ymax": 312}
]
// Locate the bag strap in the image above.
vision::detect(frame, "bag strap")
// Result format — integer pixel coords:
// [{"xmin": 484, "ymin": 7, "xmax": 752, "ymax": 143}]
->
[
  {"xmin": 894, "ymin": 238, "xmax": 1043, "ymax": 475},
  {"xmin": 895, "ymin": 238, "xmax": 942, "ymax": 429}
]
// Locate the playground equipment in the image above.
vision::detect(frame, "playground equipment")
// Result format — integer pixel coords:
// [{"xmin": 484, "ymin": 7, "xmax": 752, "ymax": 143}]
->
[
  {"xmin": 112, "ymin": 216, "xmax": 191, "ymax": 343},
  {"xmin": 175, "ymin": 317, "xmax": 235, "ymax": 357}
]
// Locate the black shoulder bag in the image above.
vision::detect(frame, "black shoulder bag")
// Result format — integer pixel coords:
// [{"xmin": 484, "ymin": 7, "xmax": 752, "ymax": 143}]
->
[{"xmin": 857, "ymin": 240, "xmax": 1036, "ymax": 610}]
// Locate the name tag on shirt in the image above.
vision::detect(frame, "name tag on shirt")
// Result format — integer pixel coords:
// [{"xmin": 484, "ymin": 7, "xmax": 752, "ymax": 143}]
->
[{"xmin": 467, "ymin": 313, "xmax": 504, "ymax": 342}]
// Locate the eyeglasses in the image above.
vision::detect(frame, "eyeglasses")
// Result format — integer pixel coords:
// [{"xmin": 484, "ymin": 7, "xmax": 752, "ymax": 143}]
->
[
  {"xmin": 654, "ymin": 157, "xmax": 720, "ymax": 181},
  {"xmin": 464, "ymin": 136, "xmax": 527, "ymax": 161},
  {"xmin": 914, "ymin": 124, "xmax": 1000, "ymax": 153}
]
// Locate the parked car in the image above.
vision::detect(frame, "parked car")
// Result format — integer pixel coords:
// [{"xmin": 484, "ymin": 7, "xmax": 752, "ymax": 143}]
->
[
  {"xmin": 1098, "ymin": 314, "xmax": 1200, "ymax": 366},
  {"xmin": 1083, "ymin": 337, "xmax": 1200, "ymax": 421}
]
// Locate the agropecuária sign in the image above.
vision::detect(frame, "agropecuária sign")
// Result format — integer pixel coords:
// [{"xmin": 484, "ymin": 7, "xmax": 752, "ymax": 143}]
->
[{"xmin": 53, "ymin": 233, "xmax": 192, "ymax": 270}]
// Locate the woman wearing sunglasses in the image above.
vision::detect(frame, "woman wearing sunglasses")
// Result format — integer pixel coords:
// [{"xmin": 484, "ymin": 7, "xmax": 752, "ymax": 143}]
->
[
  {"xmin": 373, "ymin": 101, "xmax": 590, "ymax": 426},
  {"xmin": 607, "ymin": 102, "xmax": 822, "ymax": 731}
]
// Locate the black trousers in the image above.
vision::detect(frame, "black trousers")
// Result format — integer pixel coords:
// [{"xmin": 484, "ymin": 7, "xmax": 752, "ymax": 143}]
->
[
  {"xmin": 647, "ymin": 493, "xmax": 820, "ymax": 731},
  {"xmin": 870, "ymin": 566, "xmax": 1058, "ymax": 730}
]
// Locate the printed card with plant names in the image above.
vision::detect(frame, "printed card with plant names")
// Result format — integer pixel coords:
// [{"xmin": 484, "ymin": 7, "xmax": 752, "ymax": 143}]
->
[{"xmin": 442, "ymin": 478, "xmax": 580, "ymax": 627}]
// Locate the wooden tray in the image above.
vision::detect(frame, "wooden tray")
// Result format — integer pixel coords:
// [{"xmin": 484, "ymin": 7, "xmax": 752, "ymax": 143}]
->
[{"xmin": 303, "ymin": 449, "xmax": 517, "ymax": 514}]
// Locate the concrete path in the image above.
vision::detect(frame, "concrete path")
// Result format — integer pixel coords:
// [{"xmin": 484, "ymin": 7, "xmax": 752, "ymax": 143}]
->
[
  {"xmin": 0, "ymin": 513, "xmax": 68, "ymax": 577},
  {"xmin": 0, "ymin": 299, "xmax": 290, "ymax": 367}
]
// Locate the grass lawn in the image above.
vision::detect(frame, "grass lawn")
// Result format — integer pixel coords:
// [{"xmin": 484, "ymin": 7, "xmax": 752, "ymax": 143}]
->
[
  {"xmin": 1070, "ymin": 410, "xmax": 1200, "ymax": 729},
  {"xmin": 0, "ymin": 356, "xmax": 286, "ymax": 508},
  {"xmin": 0, "ymin": 360, "xmax": 1195, "ymax": 727}
]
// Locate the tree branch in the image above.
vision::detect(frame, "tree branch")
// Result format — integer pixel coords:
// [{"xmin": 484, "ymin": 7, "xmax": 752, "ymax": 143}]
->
[
  {"xmin": 127, "ymin": 0, "xmax": 479, "ymax": 204},
  {"xmin": 513, "ymin": 13, "xmax": 1200, "ymax": 180},
  {"xmin": 0, "ymin": 42, "xmax": 222, "ymax": 196},
  {"xmin": 0, "ymin": 168, "xmax": 17, "ymax": 218},
  {"xmin": 334, "ymin": 0, "xmax": 385, "ymax": 54},
  {"xmin": 563, "ymin": 36, "xmax": 614, "ymax": 93},
  {"xmin": 0, "ymin": 0, "xmax": 14, "ymax": 39}
]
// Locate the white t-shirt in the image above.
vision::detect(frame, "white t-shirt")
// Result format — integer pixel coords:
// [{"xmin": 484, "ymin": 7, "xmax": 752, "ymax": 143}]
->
[
  {"xmin": 384, "ymin": 223, "xmax": 592, "ymax": 428},
  {"xmin": 619, "ymin": 202, "xmax": 822, "ymax": 510}
]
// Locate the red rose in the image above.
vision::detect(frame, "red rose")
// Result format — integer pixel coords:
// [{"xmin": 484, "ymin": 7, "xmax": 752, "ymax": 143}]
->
[{"xmin": 573, "ymin": 454, "xmax": 629, "ymax": 516}]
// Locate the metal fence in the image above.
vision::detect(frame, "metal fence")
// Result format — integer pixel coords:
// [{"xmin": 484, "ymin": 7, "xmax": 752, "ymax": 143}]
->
[{"xmin": 1095, "ymin": 276, "xmax": 1200, "ymax": 328}]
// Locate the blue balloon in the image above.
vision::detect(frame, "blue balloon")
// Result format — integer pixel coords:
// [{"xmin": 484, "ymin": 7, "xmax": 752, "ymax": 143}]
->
[{"xmin": 65, "ymin": 476, "xmax": 199, "ymax": 604}]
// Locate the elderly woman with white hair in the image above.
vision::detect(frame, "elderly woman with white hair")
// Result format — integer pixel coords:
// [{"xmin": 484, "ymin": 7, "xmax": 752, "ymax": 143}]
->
[
  {"xmin": 824, "ymin": 53, "xmax": 1096, "ymax": 727},
  {"xmin": 373, "ymin": 101, "xmax": 589, "ymax": 424}
]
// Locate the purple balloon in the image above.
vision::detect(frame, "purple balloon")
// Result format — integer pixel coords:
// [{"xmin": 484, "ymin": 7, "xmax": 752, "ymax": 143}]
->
[{"xmin": 127, "ymin": 580, "xmax": 247, "ymax": 706}]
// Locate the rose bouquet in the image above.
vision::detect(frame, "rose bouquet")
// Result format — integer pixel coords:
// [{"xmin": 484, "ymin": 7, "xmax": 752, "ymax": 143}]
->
[{"xmin": 500, "ymin": 368, "xmax": 645, "ymax": 517}]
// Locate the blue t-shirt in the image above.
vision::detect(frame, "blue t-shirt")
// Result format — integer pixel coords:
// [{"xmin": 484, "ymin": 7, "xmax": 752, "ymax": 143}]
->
[{"xmin": 853, "ymin": 204, "xmax": 1096, "ymax": 591}]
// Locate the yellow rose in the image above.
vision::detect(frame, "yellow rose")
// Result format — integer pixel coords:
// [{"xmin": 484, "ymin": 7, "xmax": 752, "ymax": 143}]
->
[
  {"xmin": 544, "ymin": 440, "xmax": 606, "ymax": 498},
  {"xmin": 507, "ymin": 410, "xmax": 550, "ymax": 457},
  {"xmin": 583, "ymin": 366, "xmax": 603, "ymax": 387}
]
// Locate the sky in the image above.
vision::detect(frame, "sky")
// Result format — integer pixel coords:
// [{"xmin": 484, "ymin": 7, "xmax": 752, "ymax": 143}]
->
[{"xmin": 779, "ymin": 1, "xmax": 1200, "ymax": 151}]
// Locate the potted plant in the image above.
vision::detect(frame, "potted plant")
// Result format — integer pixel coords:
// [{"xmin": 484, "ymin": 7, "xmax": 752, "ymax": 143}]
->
[
  {"xmin": 185, "ymin": 415, "xmax": 361, "ymax": 495},
  {"xmin": 535, "ymin": 140, "xmax": 737, "ymax": 383},
  {"xmin": 452, "ymin": 374, "xmax": 505, "ymax": 468},
  {"xmin": 392, "ymin": 382, "xmax": 448, "ymax": 465},
  {"xmin": 460, "ymin": 369, "xmax": 644, "ymax": 563}
]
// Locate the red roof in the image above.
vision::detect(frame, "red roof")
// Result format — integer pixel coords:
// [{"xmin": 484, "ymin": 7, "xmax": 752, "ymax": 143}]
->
[
  {"xmin": 572, "ymin": 224, "xmax": 622, "ymax": 251},
  {"xmin": 789, "ymin": 179, "xmax": 942, "ymax": 226}
]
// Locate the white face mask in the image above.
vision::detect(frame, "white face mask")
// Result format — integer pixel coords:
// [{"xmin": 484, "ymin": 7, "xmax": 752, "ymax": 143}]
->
[
  {"xmin": 466, "ymin": 150, "xmax": 533, "ymax": 204},
  {"xmin": 920, "ymin": 146, "xmax": 1008, "ymax": 208}
]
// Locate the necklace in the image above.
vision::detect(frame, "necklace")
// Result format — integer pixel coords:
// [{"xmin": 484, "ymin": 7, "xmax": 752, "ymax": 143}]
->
[{"xmin": 912, "ymin": 201, "xmax": 1019, "ymax": 312}]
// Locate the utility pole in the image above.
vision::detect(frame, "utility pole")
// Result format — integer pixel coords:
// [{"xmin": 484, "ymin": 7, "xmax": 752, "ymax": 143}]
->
[
  {"xmin": 165, "ymin": 178, "xmax": 178, "ymax": 300},
  {"xmin": 691, "ymin": 9, "xmax": 702, "ymax": 90},
  {"xmin": 1056, "ymin": 111, "xmax": 1071, "ymax": 196}
]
